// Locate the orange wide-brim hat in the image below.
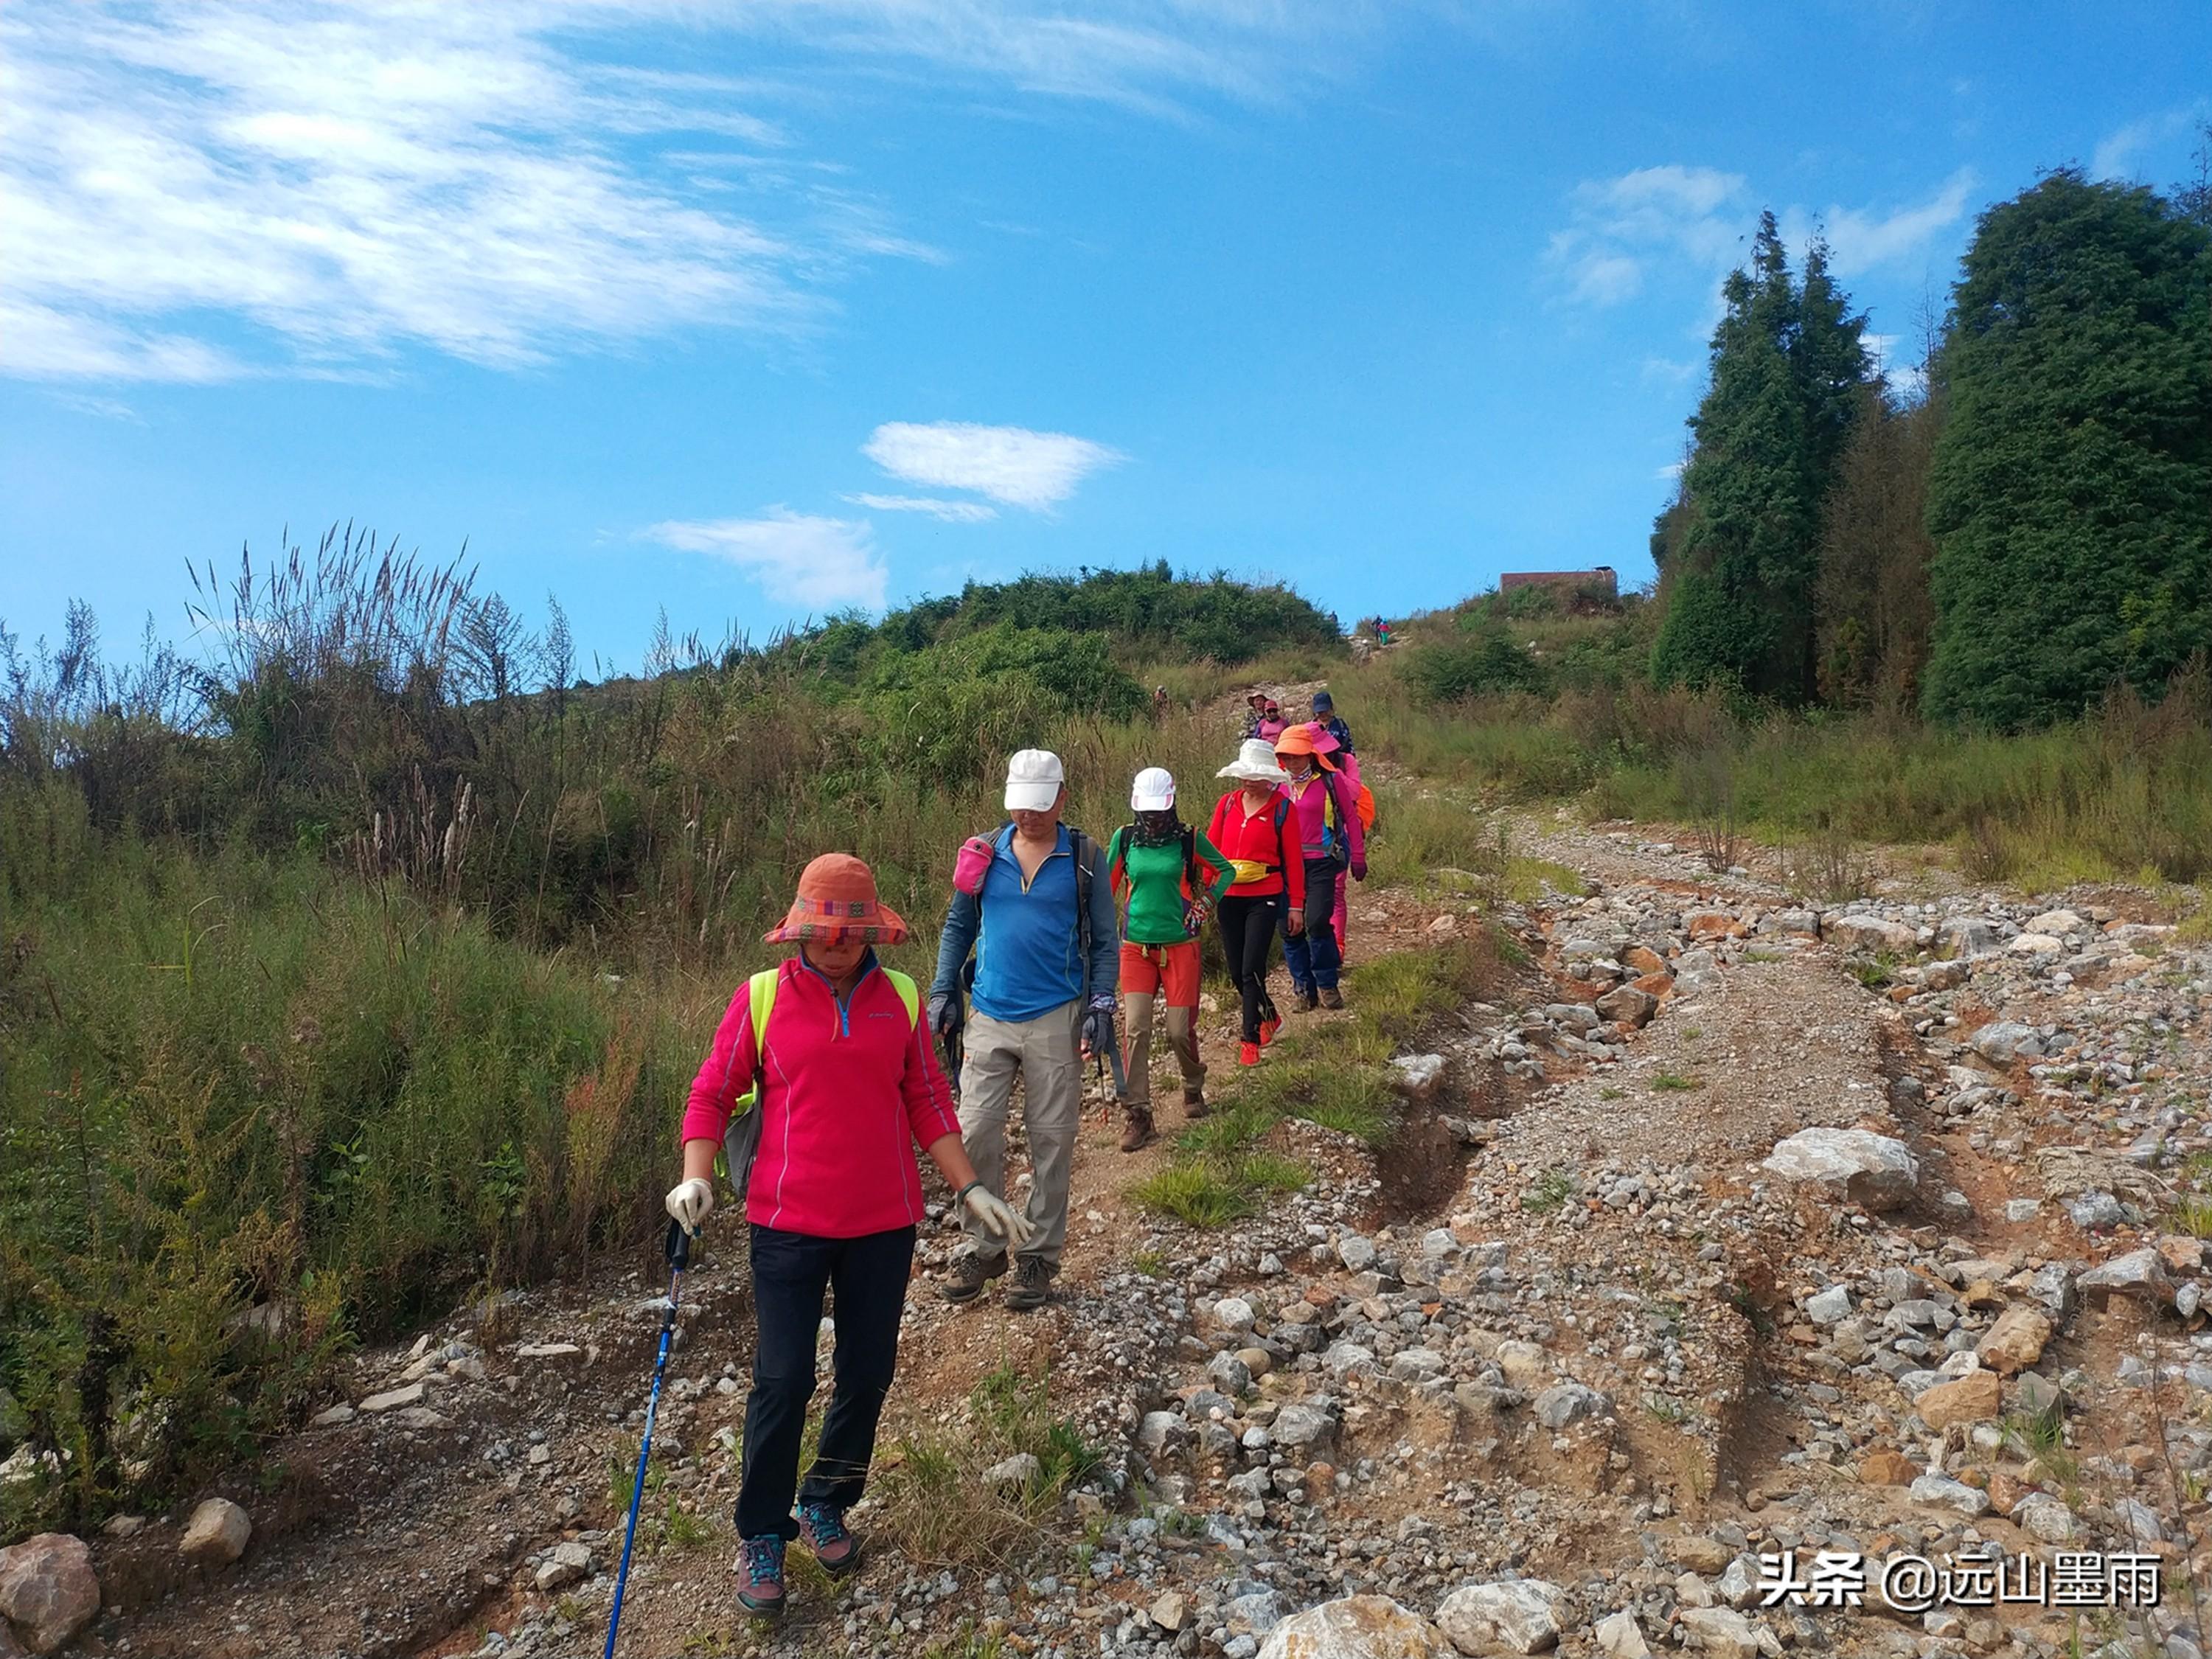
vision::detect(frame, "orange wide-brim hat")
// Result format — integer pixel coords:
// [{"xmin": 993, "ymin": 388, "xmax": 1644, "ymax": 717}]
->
[
  {"xmin": 1272, "ymin": 723, "xmax": 1338, "ymax": 771},
  {"xmin": 763, "ymin": 852, "xmax": 911, "ymax": 945}
]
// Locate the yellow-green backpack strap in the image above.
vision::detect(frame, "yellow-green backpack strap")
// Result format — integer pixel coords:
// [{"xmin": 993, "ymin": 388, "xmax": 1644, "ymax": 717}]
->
[
  {"xmin": 714, "ymin": 970, "xmax": 780, "ymax": 1188},
  {"xmin": 884, "ymin": 968, "xmax": 921, "ymax": 1029}
]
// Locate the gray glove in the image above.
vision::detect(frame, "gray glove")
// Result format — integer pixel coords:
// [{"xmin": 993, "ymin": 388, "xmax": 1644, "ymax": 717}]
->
[
  {"xmin": 929, "ymin": 992, "xmax": 962, "ymax": 1038},
  {"xmin": 1081, "ymin": 995, "xmax": 1115, "ymax": 1058}
]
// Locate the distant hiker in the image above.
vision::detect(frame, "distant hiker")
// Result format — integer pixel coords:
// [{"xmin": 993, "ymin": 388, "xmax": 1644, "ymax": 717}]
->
[
  {"xmin": 1256, "ymin": 698, "xmax": 1289, "ymax": 742},
  {"xmin": 1241, "ymin": 690, "xmax": 1270, "ymax": 738},
  {"xmin": 1106, "ymin": 768, "xmax": 1235, "ymax": 1150},
  {"xmin": 929, "ymin": 749, "xmax": 1118, "ymax": 1312},
  {"xmin": 1208, "ymin": 739, "xmax": 1304, "ymax": 1067},
  {"xmin": 1273, "ymin": 723, "xmax": 1366, "ymax": 1010},
  {"xmin": 1310, "ymin": 689, "xmax": 1354, "ymax": 754},
  {"xmin": 665, "ymin": 854, "xmax": 1032, "ymax": 1618},
  {"xmin": 1152, "ymin": 685, "xmax": 1172, "ymax": 723}
]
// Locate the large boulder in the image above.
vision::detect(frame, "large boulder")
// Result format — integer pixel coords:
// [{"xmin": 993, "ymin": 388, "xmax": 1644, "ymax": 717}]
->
[
  {"xmin": 1969, "ymin": 1022, "xmax": 2043, "ymax": 1065},
  {"xmin": 179, "ymin": 1497, "xmax": 251, "ymax": 1567},
  {"xmin": 1977, "ymin": 1307, "xmax": 2053, "ymax": 1374},
  {"xmin": 0, "ymin": 1534, "xmax": 100, "ymax": 1656},
  {"xmin": 1433, "ymin": 1579, "xmax": 1565, "ymax": 1655},
  {"xmin": 2077, "ymin": 1248, "xmax": 2176, "ymax": 1309},
  {"xmin": 1936, "ymin": 917, "xmax": 2000, "ymax": 958},
  {"xmin": 1674, "ymin": 1608, "xmax": 1758, "ymax": 1658},
  {"xmin": 1761, "ymin": 1129, "xmax": 1919, "ymax": 1211},
  {"xmin": 1913, "ymin": 1369, "xmax": 2000, "ymax": 1428},
  {"xmin": 1826, "ymin": 914, "xmax": 1918, "ymax": 954},
  {"xmin": 1256, "ymin": 1595, "xmax": 1458, "ymax": 1659},
  {"xmin": 1593, "ymin": 985, "xmax": 1656, "ymax": 1028}
]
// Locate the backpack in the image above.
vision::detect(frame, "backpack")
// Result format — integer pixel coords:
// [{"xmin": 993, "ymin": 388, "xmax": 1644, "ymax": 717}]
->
[
  {"xmin": 1108, "ymin": 823, "xmax": 1211, "ymax": 935},
  {"xmin": 959, "ymin": 824, "xmax": 1099, "ymax": 992},
  {"xmin": 716, "ymin": 965, "xmax": 922, "ymax": 1200}
]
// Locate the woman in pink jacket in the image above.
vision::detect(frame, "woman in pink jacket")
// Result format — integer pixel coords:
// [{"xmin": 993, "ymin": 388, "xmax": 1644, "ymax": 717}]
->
[
  {"xmin": 1272, "ymin": 723, "xmax": 1366, "ymax": 1009},
  {"xmin": 664, "ymin": 854, "xmax": 1030, "ymax": 1619}
]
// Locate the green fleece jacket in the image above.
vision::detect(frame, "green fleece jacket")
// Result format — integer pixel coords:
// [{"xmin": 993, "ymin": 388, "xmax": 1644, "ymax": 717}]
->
[{"xmin": 1106, "ymin": 826, "xmax": 1236, "ymax": 946}]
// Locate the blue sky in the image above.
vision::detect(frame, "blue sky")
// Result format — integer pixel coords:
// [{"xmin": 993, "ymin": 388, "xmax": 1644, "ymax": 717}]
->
[{"xmin": 4, "ymin": 1, "xmax": 2208, "ymax": 674}]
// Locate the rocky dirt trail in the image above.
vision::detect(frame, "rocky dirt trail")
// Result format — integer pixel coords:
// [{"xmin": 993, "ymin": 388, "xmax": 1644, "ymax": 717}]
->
[{"xmin": 17, "ymin": 797, "xmax": 2212, "ymax": 1659}]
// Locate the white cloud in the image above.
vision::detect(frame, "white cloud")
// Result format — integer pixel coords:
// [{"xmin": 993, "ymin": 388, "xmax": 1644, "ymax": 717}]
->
[
  {"xmin": 844, "ymin": 493, "xmax": 999, "ymax": 523},
  {"xmin": 1787, "ymin": 170, "xmax": 1974, "ymax": 276},
  {"xmin": 1549, "ymin": 164, "xmax": 1747, "ymax": 308},
  {"xmin": 863, "ymin": 421, "xmax": 1124, "ymax": 512},
  {"xmin": 1654, "ymin": 459, "xmax": 1684, "ymax": 482},
  {"xmin": 644, "ymin": 509, "xmax": 887, "ymax": 610},
  {"xmin": 2092, "ymin": 105, "xmax": 2211, "ymax": 181},
  {"xmin": 4, "ymin": 1, "xmax": 1368, "ymax": 384}
]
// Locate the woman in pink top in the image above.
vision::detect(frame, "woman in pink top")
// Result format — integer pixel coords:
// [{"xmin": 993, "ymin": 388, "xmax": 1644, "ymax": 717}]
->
[
  {"xmin": 1272, "ymin": 723, "xmax": 1366, "ymax": 1009},
  {"xmin": 664, "ymin": 854, "xmax": 1029, "ymax": 1618}
]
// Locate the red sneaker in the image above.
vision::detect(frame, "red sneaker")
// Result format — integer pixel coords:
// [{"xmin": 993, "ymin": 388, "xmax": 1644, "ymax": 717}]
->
[
  {"xmin": 1258, "ymin": 1015, "xmax": 1281, "ymax": 1048},
  {"xmin": 1239, "ymin": 1042, "xmax": 1261, "ymax": 1066}
]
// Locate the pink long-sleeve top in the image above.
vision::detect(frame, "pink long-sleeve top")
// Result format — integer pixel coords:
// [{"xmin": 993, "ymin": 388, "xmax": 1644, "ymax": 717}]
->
[
  {"xmin": 681, "ymin": 953, "xmax": 959, "ymax": 1238},
  {"xmin": 1282, "ymin": 764, "xmax": 1366, "ymax": 869}
]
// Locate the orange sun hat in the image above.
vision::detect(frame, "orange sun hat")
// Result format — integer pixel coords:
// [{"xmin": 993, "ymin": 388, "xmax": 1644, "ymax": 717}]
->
[
  {"xmin": 1271, "ymin": 723, "xmax": 1338, "ymax": 771},
  {"xmin": 763, "ymin": 853, "xmax": 911, "ymax": 945}
]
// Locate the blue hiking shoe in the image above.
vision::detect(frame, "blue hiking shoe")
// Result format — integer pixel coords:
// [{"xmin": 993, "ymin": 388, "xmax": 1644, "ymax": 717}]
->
[
  {"xmin": 737, "ymin": 1535, "xmax": 786, "ymax": 1617},
  {"xmin": 795, "ymin": 1500, "xmax": 860, "ymax": 1574}
]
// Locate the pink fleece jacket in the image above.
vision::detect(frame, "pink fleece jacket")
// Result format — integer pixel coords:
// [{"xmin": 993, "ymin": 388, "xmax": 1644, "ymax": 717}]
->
[
  {"xmin": 1283, "ymin": 765, "xmax": 1366, "ymax": 869},
  {"xmin": 681, "ymin": 955, "xmax": 960, "ymax": 1238}
]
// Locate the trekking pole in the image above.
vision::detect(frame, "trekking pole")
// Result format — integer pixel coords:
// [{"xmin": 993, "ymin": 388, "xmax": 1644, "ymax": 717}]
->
[{"xmin": 604, "ymin": 1217, "xmax": 694, "ymax": 1659}]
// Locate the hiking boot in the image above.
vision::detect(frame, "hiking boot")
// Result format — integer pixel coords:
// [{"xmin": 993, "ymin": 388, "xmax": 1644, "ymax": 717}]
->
[
  {"xmin": 1004, "ymin": 1256, "xmax": 1054, "ymax": 1312},
  {"xmin": 1297, "ymin": 985, "xmax": 1320, "ymax": 1013},
  {"xmin": 1238, "ymin": 1041, "xmax": 1261, "ymax": 1067},
  {"xmin": 1183, "ymin": 1085, "xmax": 1208, "ymax": 1119},
  {"xmin": 1120, "ymin": 1107, "xmax": 1158, "ymax": 1152},
  {"xmin": 1319, "ymin": 986, "xmax": 1345, "ymax": 1010},
  {"xmin": 795, "ymin": 1500, "xmax": 860, "ymax": 1576},
  {"xmin": 940, "ymin": 1249, "xmax": 1007, "ymax": 1304},
  {"xmin": 737, "ymin": 1536, "xmax": 787, "ymax": 1617}
]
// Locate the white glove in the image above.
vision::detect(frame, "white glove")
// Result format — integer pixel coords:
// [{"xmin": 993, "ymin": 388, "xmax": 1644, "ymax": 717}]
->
[
  {"xmin": 664, "ymin": 1177, "xmax": 714, "ymax": 1232},
  {"xmin": 962, "ymin": 1185, "xmax": 1036, "ymax": 1248}
]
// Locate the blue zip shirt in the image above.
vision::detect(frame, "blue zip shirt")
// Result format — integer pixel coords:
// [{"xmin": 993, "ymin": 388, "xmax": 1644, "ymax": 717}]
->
[{"xmin": 930, "ymin": 825, "xmax": 1119, "ymax": 1023}]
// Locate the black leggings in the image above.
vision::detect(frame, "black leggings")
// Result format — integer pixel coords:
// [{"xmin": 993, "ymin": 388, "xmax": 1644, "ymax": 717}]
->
[
  {"xmin": 1217, "ymin": 893, "xmax": 1283, "ymax": 1043},
  {"xmin": 738, "ymin": 1222, "xmax": 915, "ymax": 1540}
]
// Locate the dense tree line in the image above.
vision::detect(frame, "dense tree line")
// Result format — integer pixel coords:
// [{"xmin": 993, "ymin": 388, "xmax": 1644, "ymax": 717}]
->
[{"xmin": 1650, "ymin": 143, "xmax": 2212, "ymax": 729}]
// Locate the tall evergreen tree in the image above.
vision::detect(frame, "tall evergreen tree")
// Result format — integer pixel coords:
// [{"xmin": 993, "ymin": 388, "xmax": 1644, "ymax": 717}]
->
[
  {"xmin": 1651, "ymin": 215, "xmax": 1872, "ymax": 700},
  {"xmin": 1921, "ymin": 170, "xmax": 2212, "ymax": 728}
]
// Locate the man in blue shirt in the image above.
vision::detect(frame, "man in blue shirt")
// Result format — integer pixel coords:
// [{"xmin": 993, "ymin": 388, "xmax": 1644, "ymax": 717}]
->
[{"xmin": 929, "ymin": 749, "xmax": 1119, "ymax": 1311}]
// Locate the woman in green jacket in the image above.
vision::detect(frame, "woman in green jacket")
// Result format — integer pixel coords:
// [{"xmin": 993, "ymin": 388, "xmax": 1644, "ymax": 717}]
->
[{"xmin": 1106, "ymin": 767, "xmax": 1235, "ymax": 1151}]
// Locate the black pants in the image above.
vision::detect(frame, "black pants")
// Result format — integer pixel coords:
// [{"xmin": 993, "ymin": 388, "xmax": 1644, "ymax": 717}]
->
[
  {"xmin": 737, "ymin": 1222, "xmax": 916, "ymax": 1541},
  {"xmin": 1217, "ymin": 893, "xmax": 1282, "ymax": 1043}
]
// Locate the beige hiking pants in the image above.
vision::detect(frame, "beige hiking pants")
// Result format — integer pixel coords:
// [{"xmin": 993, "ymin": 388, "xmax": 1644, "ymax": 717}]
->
[{"xmin": 956, "ymin": 1001, "xmax": 1082, "ymax": 1269}]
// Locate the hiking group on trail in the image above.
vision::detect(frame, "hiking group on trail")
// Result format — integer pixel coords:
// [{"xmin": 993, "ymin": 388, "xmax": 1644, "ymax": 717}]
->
[{"xmin": 659, "ymin": 690, "xmax": 1371, "ymax": 1620}]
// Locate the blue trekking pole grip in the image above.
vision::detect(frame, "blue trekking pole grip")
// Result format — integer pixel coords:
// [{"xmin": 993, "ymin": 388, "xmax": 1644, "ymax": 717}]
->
[{"xmin": 603, "ymin": 1217, "xmax": 695, "ymax": 1659}]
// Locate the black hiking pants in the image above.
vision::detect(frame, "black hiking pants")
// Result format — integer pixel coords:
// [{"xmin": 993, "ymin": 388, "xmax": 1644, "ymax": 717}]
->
[
  {"xmin": 737, "ymin": 1222, "xmax": 915, "ymax": 1540},
  {"xmin": 1217, "ymin": 893, "xmax": 1283, "ymax": 1044}
]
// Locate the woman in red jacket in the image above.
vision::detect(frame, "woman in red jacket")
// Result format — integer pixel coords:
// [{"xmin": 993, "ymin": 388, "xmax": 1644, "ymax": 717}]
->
[
  {"xmin": 665, "ymin": 854, "xmax": 1031, "ymax": 1619},
  {"xmin": 1208, "ymin": 739, "xmax": 1306, "ymax": 1067}
]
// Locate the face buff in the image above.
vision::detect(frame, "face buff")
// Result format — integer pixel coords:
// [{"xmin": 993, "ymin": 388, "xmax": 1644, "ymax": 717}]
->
[{"xmin": 1133, "ymin": 807, "xmax": 1181, "ymax": 847}]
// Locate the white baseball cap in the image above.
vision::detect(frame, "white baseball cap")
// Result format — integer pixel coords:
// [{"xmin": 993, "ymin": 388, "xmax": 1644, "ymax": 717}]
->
[
  {"xmin": 1004, "ymin": 748, "xmax": 1066, "ymax": 813},
  {"xmin": 1131, "ymin": 768, "xmax": 1176, "ymax": 812}
]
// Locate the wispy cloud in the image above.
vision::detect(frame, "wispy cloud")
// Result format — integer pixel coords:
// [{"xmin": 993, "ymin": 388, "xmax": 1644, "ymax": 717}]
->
[
  {"xmin": 1548, "ymin": 164, "xmax": 1748, "ymax": 308},
  {"xmin": 844, "ymin": 493, "xmax": 1000, "ymax": 523},
  {"xmin": 863, "ymin": 421, "xmax": 1124, "ymax": 512},
  {"xmin": 3, "ymin": 1, "xmax": 1364, "ymax": 386},
  {"xmin": 2092, "ymin": 105, "xmax": 2211, "ymax": 181},
  {"xmin": 1786, "ymin": 170, "xmax": 1974, "ymax": 276},
  {"xmin": 644, "ymin": 508, "xmax": 887, "ymax": 610},
  {"xmin": 1553, "ymin": 164, "xmax": 1980, "ymax": 310}
]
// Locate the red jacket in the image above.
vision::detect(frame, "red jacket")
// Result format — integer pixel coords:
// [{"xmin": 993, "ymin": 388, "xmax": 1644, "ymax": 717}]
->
[
  {"xmin": 1206, "ymin": 788, "xmax": 1306, "ymax": 908},
  {"xmin": 681, "ymin": 955, "xmax": 959, "ymax": 1238}
]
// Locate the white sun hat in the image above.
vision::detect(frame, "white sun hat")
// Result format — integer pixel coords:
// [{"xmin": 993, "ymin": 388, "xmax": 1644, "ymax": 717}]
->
[
  {"xmin": 1131, "ymin": 767, "xmax": 1177, "ymax": 811},
  {"xmin": 1216, "ymin": 738, "xmax": 1290, "ymax": 785},
  {"xmin": 1004, "ymin": 748, "xmax": 1066, "ymax": 813}
]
